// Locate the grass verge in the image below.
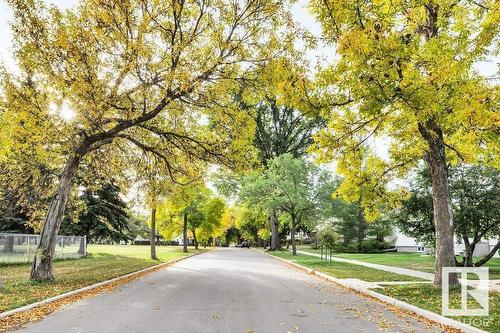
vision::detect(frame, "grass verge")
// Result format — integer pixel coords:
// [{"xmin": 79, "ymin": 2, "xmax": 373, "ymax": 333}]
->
[
  {"xmin": 297, "ymin": 246, "xmax": 500, "ymax": 279},
  {"xmin": 0, "ymin": 245, "xmax": 200, "ymax": 313},
  {"xmin": 375, "ymin": 284, "xmax": 499, "ymax": 332},
  {"xmin": 269, "ymin": 250, "xmax": 424, "ymax": 282}
]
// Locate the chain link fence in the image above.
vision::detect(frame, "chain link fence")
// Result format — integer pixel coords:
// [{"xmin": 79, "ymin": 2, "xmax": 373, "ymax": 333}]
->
[{"xmin": 0, "ymin": 233, "xmax": 86, "ymax": 263}]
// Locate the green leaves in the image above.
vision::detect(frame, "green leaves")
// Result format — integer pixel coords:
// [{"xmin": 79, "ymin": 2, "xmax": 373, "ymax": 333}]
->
[
  {"xmin": 155, "ymin": 184, "xmax": 225, "ymax": 243},
  {"xmin": 1, "ymin": 0, "xmax": 296, "ymax": 232},
  {"xmin": 309, "ymin": 0, "xmax": 499, "ymax": 217},
  {"xmin": 239, "ymin": 154, "xmax": 332, "ymax": 231}
]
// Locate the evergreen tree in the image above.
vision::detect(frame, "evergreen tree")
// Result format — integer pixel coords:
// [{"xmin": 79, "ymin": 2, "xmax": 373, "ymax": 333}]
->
[{"xmin": 61, "ymin": 182, "xmax": 130, "ymax": 245}]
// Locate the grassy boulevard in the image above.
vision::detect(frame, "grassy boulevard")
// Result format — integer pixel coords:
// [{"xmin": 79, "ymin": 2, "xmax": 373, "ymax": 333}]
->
[
  {"xmin": 297, "ymin": 246, "xmax": 500, "ymax": 279},
  {"xmin": 270, "ymin": 250, "xmax": 425, "ymax": 282},
  {"xmin": 270, "ymin": 250, "xmax": 499, "ymax": 332},
  {"xmin": 0, "ymin": 245, "xmax": 201, "ymax": 313}
]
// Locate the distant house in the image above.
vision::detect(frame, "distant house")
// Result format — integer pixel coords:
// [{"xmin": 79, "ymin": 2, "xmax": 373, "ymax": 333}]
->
[
  {"xmin": 394, "ymin": 229, "xmax": 427, "ymax": 253},
  {"xmin": 132, "ymin": 234, "xmax": 169, "ymax": 246},
  {"xmin": 395, "ymin": 228, "xmax": 499, "ymax": 258},
  {"xmin": 454, "ymin": 239, "xmax": 500, "ymax": 258}
]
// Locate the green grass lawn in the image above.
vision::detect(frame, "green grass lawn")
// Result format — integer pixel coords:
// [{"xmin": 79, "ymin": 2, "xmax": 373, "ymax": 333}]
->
[
  {"xmin": 269, "ymin": 250, "xmax": 424, "ymax": 282},
  {"xmin": 376, "ymin": 284, "xmax": 499, "ymax": 332},
  {"xmin": 297, "ymin": 246, "xmax": 500, "ymax": 279},
  {"xmin": 0, "ymin": 245, "xmax": 200, "ymax": 312}
]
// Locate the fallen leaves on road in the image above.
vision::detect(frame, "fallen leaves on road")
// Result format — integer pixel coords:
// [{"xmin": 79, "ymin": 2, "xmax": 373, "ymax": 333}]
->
[
  {"xmin": 279, "ymin": 258, "xmax": 463, "ymax": 333},
  {"xmin": 376, "ymin": 318, "xmax": 396, "ymax": 331},
  {"xmin": 0, "ymin": 260, "xmax": 184, "ymax": 332}
]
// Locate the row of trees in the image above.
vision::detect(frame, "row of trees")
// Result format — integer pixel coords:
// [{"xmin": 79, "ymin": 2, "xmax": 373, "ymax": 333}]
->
[
  {"xmin": 228, "ymin": 159, "xmax": 499, "ymax": 270},
  {"xmin": 1, "ymin": 0, "xmax": 294, "ymax": 280},
  {"xmin": 155, "ymin": 184, "xmax": 225, "ymax": 253},
  {"xmin": 0, "ymin": 0, "xmax": 497, "ymax": 288},
  {"xmin": 0, "ymin": 179, "xmax": 149, "ymax": 246}
]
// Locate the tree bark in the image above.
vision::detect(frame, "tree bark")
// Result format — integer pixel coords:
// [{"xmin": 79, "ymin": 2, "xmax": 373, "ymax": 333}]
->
[
  {"xmin": 150, "ymin": 207, "xmax": 158, "ymax": 260},
  {"xmin": 460, "ymin": 235, "xmax": 476, "ymax": 267},
  {"xmin": 78, "ymin": 237, "xmax": 86, "ymax": 255},
  {"xmin": 3, "ymin": 236, "xmax": 14, "ymax": 253},
  {"xmin": 192, "ymin": 229, "xmax": 198, "ymax": 250},
  {"xmin": 290, "ymin": 214, "xmax": 297, "ymax": 255},
  {"xmin": 290, "ymin": 227, "xmax": 296, "ymax": 255},
  {"xmin": 270, "ymin": 211, "xmax": 277, "ymax": 251},
  {"xmin": 270, "ymin": 209, "xmax": 280, "ymax": 251},
  {"xmin": 31, "ymin": 154, "xmax": 81, "ymax": 280},
  {"xmin": 356, "ymin": 203, "xmax": 366, "ymax": 251},
  {"xmin": 182, "ymin": 212, "xmax": 188, "ymax": 253},
  {"xmin": 418, "ymin": 122, "xmax": 459, "ymax": 287}
]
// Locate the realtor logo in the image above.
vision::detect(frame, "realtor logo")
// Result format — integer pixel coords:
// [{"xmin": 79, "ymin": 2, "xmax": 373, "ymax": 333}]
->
[{"xmin": 442, "ymin": 267, "xmax": 489, "ymax": 316}]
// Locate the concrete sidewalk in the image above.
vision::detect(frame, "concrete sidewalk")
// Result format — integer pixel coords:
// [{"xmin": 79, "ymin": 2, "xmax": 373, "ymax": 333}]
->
[
  {"xmin": 296, "ymin": 250, "xmax": 500, "ymax": 291},
  {"xmin": 296, "ymin": 250, "xmax": 434, "ymax": 280}
]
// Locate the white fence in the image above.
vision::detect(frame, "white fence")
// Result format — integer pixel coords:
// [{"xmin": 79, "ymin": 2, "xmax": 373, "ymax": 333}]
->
[{"xmin": 0, "ymin": 233, "xmax": 86, "ymax": 263}]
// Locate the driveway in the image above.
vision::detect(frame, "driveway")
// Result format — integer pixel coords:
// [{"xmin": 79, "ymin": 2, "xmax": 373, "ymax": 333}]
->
[{"xmin": 16, "ymin": 248, "xmax": 442, "ymax": 333}]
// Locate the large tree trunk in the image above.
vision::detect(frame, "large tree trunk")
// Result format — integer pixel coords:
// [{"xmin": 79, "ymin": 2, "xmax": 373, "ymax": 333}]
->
[
  {"xmin": 290, "ymin": 214, "xmax": 297, "ymax": 255},
  {"xmin": 270, "ymin": 210, "xmax": 280, "ymax": 251},
  {"xmin": 182, "ymin": 212, "xmax": 188, "ymax": 253},
  {"xmin": 356, "ymin": 203, "xmax": 366, "ymax": 251},
  {"xmin": 3, "ymin": 236, "xmax": 14, "ymax": 253},
  {"xmin": 270, "ymin": 211, "xmax": 277, "ymax": 251},
  {"xmin": 150, "ymin": 207, "xmax": 158, "ymax": 260},
  {"xmin": 419, "ymin": 122, "xmax": 459, "ymax": 287},
  {"xmin": 77, "ymin": 236, "xmax": 86, "ymax": 255},
  {"xmin": 192, "ymin": 229, "xmax": 198, "ymax": 250},
  {"xmin": 31, "ymin": 154, "xmax": 81, "ymax": 280},
  {"xmin": 460, "ymin": 235, "xmax": 476, "ymax": 267}
]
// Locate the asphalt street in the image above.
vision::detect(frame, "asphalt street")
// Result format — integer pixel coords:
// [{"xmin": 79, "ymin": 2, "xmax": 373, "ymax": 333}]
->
[{"xmin": 16, "ymin": 248, "xmax": 442, "ymax": 333}]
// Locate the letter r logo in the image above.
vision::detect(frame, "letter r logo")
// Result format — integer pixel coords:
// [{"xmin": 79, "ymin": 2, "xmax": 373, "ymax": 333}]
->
[{"xmin": 442, "ymin": 267, "xmax": 489, "ymax": 316}]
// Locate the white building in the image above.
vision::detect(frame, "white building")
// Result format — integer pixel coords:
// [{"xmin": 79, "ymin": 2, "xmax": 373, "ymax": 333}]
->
[
  {"xmin": 454, "ymin": 239, "xmax": 500, "ymax": 258},
  {"xmin": 394, "ymin": 228, "xmax": 499, "ymax": 258},
  {"xmin": 394, "ymin": 229, "xmax": 426, "ymax": 253}
]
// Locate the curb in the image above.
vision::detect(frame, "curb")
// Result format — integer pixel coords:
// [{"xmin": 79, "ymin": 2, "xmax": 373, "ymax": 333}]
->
[
  {"xmin": 0, "ymin": 249, "xmax": 207, "ymax": 319},
  {"xmin": 257, "ymin": 249, "xmax": 488, "ymax": 333}
]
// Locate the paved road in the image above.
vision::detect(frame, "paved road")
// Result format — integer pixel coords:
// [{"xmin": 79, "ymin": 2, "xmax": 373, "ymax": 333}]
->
[{"xmin": 17, "ymin": 248, "xmax": 442, "ymax": 333}]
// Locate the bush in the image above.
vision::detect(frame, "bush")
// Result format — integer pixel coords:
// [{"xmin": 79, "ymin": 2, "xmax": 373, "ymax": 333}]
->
[
  {"xmin": 301, "ymin": 238, "xmax": 315, "ymax": 245},
  {"xmin": 334, "ymin": 243, "xmax": 358, "ymax": 253},
  {"xmin": 334, "ymin": 239, "xmax": 392, "ymax": 253},
  {"xmin": 317, "ymin": 228, "xmax": 338, "ymax": 248},
  {"xmin": 358, "ymin": 239, "xmax": 388, "ymax": 252}
]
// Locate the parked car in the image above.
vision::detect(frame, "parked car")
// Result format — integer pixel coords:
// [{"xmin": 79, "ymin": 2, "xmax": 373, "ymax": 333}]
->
[{"xmin": 239, "ymin": 241, "xmax": 250, "ymax": 248}]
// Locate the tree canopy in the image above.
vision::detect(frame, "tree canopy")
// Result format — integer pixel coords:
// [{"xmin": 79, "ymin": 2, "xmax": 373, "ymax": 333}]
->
[
  {"xmin": 0, "ymin": 0, "xmax": 497, "ymax": 287},
  {"xmin": 309, "ymin": 0, "xmax": 499, "ymax": 286},
  {"xmin": 156, "ymin": 183, "xmax": 225, "ymax": 251},
  {"xmin": 0, "ymin": 0, "xmax": 295, "ymax": 280},
  {"xmin": 240, "ymin": 154, "xmax": 333, "ymax": 254}
]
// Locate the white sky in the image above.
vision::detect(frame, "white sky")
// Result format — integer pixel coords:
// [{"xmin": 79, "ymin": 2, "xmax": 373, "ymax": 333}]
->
[
  {"xmin": 2, "ymin": 0, "xmax": 327, "ymax": 73},
  {"xmin": 2, "ymin": 0, "xmax": 496, "ymax": 74}
]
